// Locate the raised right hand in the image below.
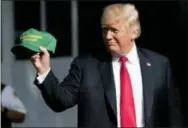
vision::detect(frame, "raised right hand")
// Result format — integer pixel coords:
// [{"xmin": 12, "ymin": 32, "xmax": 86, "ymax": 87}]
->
[{"xmin": 30, "ymin": 46, "xmax": 51, "ymax": 75}]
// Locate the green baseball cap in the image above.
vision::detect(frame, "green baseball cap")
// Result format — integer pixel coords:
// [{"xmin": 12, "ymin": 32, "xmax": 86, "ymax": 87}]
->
[{"xmin": 11, "ymin": 28, "xmax": 57, "ymax": 57}]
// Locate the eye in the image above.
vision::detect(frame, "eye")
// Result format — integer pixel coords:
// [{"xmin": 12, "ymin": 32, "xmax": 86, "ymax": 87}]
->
[
  {"xmin": 102, "ymin": 28, "xmax": 108, "ymax": 32},
  {"xmin": 102, "ymin": 27, "xmax": 119, "ymax": 34},
  {"xmin": 113, "ymin": 30, "xmax": 119, "ymax": 33},
  {"xmin": 111, "ymin": 28, "xmax": 119, "ymax": 33}
]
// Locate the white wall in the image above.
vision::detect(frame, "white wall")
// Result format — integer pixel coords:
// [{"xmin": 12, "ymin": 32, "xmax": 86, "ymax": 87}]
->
[{"xmin": 2, "ymin": 1, "xmax": 78, "ymax": 127}]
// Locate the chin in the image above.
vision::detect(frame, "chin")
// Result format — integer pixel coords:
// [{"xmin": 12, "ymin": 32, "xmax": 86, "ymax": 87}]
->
[{"xmin": 108, "ymin": 48, "xmax": 120, "ymax": 55}]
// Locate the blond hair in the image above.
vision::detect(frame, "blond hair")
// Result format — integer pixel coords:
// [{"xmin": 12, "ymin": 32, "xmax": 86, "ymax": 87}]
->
[{"xmin": 101, "ymin": 3, "xmax": 141, "ymax": 39}]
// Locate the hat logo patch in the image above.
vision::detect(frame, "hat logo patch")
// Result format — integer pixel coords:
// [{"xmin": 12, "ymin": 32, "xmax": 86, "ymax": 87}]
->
[{"xmin": 20, "ymin": 34, "xmax": 43, "ymax": 42}]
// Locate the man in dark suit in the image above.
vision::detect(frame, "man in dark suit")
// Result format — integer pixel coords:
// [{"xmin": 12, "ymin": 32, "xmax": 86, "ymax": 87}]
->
[{"xmin": 30, "ymin": 3, "xmax": 183, "ymax": 128}]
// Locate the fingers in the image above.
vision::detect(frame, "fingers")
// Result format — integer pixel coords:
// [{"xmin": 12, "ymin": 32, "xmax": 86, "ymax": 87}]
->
[
  {"xmin": 30, "ymin": 53, "xmax": 40, "ymax": 63},
  {"xmin": 39, "ymin": 46, "xmax": 49, "ymax": 56},
  {"xmin": 31, "ymin": 53, "xmax": 40, "ymax": 59}
]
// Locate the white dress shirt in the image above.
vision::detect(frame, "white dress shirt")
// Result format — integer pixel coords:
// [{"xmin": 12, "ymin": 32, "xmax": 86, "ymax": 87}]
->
[
  {"xmin": 1, "ymin": 85, "xmax": 27, "ymax": 114},
  {"xmin": 112, "ymin": 43, "xmax": 144, "ymax": 127},
  {"xmin": 37, "ymin": 68, "xmax": 51, "ymax": 84}
]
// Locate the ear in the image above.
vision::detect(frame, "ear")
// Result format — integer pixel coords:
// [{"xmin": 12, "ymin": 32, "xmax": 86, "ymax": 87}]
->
[{"xmin": 130, "ymin": 26, "xmax": 138, "ymax": 40}]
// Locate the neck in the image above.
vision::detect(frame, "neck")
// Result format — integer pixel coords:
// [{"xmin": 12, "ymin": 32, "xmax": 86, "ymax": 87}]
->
[{"xmin": 116, "ymin": 41, "xmax": 135, "ymax": 57}]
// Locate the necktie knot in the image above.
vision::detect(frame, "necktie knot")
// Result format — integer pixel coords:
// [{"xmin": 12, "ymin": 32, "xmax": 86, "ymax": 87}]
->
[{"xmin": 119, "ymin": 56, "xmax": 128, "ymax": 63}]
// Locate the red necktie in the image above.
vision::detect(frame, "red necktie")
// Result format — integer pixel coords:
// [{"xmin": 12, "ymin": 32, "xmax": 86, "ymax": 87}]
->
[{"xmin": 119, "ymin": 56, "xmax": 136, "ymax": 127}]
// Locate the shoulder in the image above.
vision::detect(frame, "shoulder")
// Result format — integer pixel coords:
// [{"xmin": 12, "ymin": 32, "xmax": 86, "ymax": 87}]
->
[
  {"xmin": 138, "ymin": 47, "xmax": 170, "ymax": 64},
  {"xmin": 2, "ymin": 84, "xmax": 17, "ymax": 99},
  {"xmin": 70, "ymin": 53, "xmax": 110, "ymax": 70},
  {"xmin": 72, "ymin": 53, "xmax": 107, "ymax": 64},
  {"xmin": 1, "ymin": 83, "xmax": 14, "ymax": 93}
]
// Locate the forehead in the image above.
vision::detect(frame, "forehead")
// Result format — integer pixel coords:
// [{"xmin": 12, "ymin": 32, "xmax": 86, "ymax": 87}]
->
[{"xmin": 101, "ymin": 17, "xmax": 125, "ymax": 30}]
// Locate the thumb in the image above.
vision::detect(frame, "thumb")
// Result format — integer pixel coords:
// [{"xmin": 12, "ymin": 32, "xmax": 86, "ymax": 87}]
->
[{"xmin": 39, "ymin": 46, "xmax": 49, "ymax": 56}]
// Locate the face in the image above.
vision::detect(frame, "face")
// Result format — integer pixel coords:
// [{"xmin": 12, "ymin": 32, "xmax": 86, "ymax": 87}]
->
[{"xmin": 101, "ymin": 15, "xmax": 134, "ymax": 56}]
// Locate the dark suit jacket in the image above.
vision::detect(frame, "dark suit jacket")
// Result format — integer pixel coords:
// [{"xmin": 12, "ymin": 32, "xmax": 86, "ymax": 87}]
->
[{"xmin": 34, "ymin": 47, "xmax": 183, "ymax": 128}]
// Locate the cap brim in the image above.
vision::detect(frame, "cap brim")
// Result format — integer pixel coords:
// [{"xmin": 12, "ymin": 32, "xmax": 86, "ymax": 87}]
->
[{"xmin": 11, "ymin": 44, "xmax": 39, "ymax": 58}]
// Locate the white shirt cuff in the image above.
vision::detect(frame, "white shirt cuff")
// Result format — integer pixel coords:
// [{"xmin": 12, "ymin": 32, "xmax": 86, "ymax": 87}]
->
[{"xmin": 36, "ymin": 68, "xmax": 51, "ymax": 84}]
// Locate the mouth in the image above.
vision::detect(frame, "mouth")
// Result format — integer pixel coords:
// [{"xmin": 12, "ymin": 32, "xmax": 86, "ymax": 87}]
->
[{"xmin": 107, "ymin": 42, "xmax": 115, "ymax": 46}]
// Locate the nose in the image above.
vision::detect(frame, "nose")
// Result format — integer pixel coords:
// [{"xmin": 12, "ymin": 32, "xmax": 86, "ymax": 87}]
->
[{"xmin": 104, "ymin": 30, "xmax": 113, "ymax": 40}]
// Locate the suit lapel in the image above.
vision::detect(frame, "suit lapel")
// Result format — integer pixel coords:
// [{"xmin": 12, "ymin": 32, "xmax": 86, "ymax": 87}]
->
[
  {"xmin": 137, "ymin": 49, "xmax": 155, "ymax": 126},
  {"xmin": 98, "ymin": 56, "xmax": 117, "ymax": 124},
  {"xmin": 97, "ymin": 48, "xmax": 155, "ymax": 126}
]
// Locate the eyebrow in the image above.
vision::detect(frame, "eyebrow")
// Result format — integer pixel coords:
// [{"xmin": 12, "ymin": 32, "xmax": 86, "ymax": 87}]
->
[{"xmin": 101, "ymin": 26, "xmax": 119, "ymax": 31}]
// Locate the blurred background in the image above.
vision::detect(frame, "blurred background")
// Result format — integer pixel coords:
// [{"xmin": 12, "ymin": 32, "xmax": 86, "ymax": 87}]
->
[{"xmin": 1, "ymin": 0, "xmax": 187, "ymax": 127}]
